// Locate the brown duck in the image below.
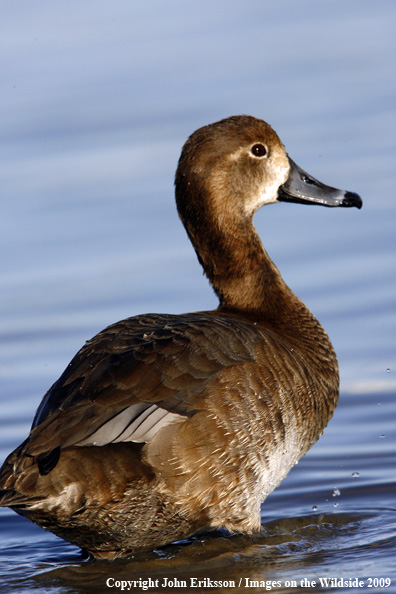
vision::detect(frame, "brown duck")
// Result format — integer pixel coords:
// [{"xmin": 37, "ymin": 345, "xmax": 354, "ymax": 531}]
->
[{"xmin": 0, "ymin": 116, "xmax": 362, "ymax": 559}]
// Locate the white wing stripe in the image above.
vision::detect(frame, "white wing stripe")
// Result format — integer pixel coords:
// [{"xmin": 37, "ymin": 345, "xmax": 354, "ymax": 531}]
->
[
  {"xmin": 117, "ymin": 407, "xmax": 174, "ymax": 443},
  {"xmin": 75, "ymin": 403, "xmax": 182, "ymax": 446}
]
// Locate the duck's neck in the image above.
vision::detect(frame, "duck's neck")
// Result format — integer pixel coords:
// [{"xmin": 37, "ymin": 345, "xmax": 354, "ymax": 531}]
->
[
  {"xmin": 195, "ymin": 215, "xmax": 339, "ymax": 384},
  {"xmin": 187, "ymin": 212, "xmax": 301, "ymax": 322}
]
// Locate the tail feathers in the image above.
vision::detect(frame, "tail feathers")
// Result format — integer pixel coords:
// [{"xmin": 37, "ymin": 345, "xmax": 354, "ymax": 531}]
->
[
  {"xmin": 0, "ymin": 488, "xmax": 16, "ymax": 506},
  {"xmin": 0, "ymin": 487, "xmax": 43, "ymax": 508},
  {"xmin": 0, "ymin": 444, "xmax": 43, "ymax": 508}
]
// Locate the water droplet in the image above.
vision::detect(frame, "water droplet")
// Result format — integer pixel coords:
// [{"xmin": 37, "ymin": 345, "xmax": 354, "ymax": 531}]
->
[
  {"xmin": 352, "ymin": 472, "xmax": 360, "ymax": 477},
  {"xmin": 312, "ymin": 505, "xmax": 318, "ymax": 511},
  {"xmin": 332, "ymin": 487, "xmax": 341, "ymax": 497},
  {"xmin": 334, "ymin": 502, "xmax": 339, "ymax": 507},
  {"xmin": 386, "ymin": 368, "xmax": 391, "ymax": 373},
  {"xmin": 379, "ymin": 434, "xmax": 386, "ymax": 439}
]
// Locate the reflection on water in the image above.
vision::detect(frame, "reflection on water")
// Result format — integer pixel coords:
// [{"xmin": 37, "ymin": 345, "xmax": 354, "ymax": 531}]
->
[
  {"xmin": 30, "ymin": 514, "xmax": 373, "ymax": 587},
  {"xmin": 5, "ymin": 510, "xmax": 396, "ymax": 593},
  {"xmin": 1, "ymin": 0, "xmax": 396, "ymax": 592}
]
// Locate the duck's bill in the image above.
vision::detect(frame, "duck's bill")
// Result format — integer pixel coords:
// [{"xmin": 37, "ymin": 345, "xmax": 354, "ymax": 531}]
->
[{"xmin": 278, "ymin": 158, "xmax": 362, "ymax": 209}]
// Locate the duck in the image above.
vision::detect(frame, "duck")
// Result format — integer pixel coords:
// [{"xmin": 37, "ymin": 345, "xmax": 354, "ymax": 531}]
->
[{"xmin": 0, "ymin": 115, "xmax": 362, "ymax": 559}]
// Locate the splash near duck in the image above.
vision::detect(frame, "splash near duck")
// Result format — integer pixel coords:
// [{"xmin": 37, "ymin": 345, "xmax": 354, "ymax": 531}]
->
[{"xmin": 0, "ymin": 116, "xmax": 362, "ymax": 558}]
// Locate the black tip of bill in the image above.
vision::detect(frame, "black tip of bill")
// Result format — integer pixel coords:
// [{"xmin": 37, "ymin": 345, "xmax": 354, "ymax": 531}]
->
[{"xmin": 342, "ymin": 191, "xmax": 363, "ymax": 209}]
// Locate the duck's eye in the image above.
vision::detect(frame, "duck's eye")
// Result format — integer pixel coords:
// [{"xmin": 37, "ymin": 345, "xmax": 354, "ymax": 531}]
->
[{"xmin": 251, "ymin": 143, "xmax": 267, "ymax": 158}]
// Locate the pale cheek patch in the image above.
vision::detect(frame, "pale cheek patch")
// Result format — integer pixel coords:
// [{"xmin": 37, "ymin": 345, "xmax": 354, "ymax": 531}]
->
[{"xmin": 245, "ymin": 156, "xmax": 290, "ymax": 215}]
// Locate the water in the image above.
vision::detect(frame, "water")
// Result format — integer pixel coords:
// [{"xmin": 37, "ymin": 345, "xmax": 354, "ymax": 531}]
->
[{"xmin": 1, "ymin": 1, "xmax": 395, "ymax": 592}]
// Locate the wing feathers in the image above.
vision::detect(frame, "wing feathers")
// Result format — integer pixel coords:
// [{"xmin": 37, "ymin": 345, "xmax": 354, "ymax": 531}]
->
[
  {"xmin": 24, "ymin": 313, "xmax": 258, "ymax": 456},
  {"xmin": 74, "ymin": 403, "xmax": 182, "ymax": 446}
]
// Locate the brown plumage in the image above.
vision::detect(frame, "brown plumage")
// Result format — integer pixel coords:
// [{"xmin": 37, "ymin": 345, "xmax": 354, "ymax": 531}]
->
[{"xmin": 0, "ymin": 115, "xmax": 362, "ymax": 558}]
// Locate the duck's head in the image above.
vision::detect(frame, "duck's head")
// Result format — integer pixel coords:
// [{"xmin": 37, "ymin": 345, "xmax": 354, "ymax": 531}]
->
[
  {"xmin": 175, "ymin": 115, "xmax": 362, "ymax": 229},
  {"xmin": 174, "ymin": 115, "xmax": 362, "ymax": 310}
]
